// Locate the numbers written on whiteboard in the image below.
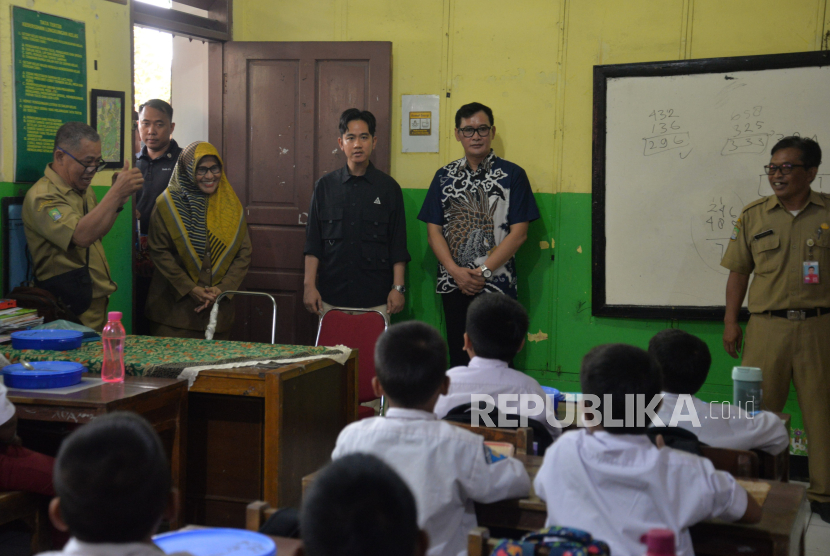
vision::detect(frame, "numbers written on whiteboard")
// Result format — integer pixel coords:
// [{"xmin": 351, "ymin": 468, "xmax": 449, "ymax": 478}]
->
[
  {"xmin": 721, "ymin": 134, "xmax": 768, "ymax": 155},
  {"xmin": 643, "ymin": 132, "xmax": 690, "ymax": 156},
  {"xmin": 705, "ymin": 196, "xmax": 739, "ymax": 232}
]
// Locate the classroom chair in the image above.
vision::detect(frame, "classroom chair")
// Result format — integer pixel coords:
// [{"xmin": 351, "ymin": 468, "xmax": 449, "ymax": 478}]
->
[
  {"xmin": 315, "ymin": 308, "xmax": 388, "ymax": 420},
  {"xmin": 445, "ymin": 421, "xmax": 533, "ymax": 456},
  {"xmin": 0, "ymin": 490, "xmax": 50, "ymax": 553}
]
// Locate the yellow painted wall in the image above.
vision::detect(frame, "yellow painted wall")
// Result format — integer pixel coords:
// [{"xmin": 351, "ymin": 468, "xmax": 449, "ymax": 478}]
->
[
  {"xmin": 234, "ymin": 0, "xmax": 830, "ymax": 195},
  {"xmin": 0, "ymin": 0, "xmax": 133, "ymax": 184}
]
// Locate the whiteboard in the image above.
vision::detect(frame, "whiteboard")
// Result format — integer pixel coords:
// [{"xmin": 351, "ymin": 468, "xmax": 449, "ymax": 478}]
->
[{"xmin": 592, "ymin": 51, "xmax": 830, "ymax": 319}]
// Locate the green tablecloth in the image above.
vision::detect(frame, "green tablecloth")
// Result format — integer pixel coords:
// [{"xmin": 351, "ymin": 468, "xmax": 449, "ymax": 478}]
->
[{"xmin": 2, "ymin": 335, "xmax": 338, "ymax": 379}]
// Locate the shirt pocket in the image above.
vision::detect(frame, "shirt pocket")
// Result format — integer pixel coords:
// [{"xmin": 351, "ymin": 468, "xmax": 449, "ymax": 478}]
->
[
  {"xmin": 360, "ymin": 242, "xmax": 390, "ymax": 270},
  {"xmin": 815, "ymin": 234, "xmax": 830, "ymax": 264},
  {"xmin": 361, "ymin": 208, "xmax": 389, "ymax": 243},
  {"xmin": 750, "ymin": 234, "xmax": 780, "ymax": 275},
  {"xmin": 320, "ymin": 207, "xmax": 344, "ymax": 241}
]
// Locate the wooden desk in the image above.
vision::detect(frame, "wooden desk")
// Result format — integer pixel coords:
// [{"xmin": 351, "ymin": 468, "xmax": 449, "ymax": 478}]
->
[
  {"xmin": 475, "ymin": 455, "xmax": 809, "ymax": 556},
  {"xmin": 3, "ymin": 338, "xmax": 358, "ymax": 528},
  {"xmin": 184, "ymin": 354, "xmax": 358, "ymax": 527},
  {"xmin": 8, "ymin": 377, "xmax": 188, "ymax": 529}
]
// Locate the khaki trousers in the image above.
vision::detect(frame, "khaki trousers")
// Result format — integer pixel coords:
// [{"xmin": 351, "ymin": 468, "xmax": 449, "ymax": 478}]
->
[
  {"xmin": 743, "ymin": 312, "xmax": 830, "ymax": 502},
  {"xmin": 79, "ymin": 297, "xmax": 109, "ymax": 333}
]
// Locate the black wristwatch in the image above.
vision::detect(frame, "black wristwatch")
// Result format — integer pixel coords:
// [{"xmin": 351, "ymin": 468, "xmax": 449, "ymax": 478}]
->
[{"xmin": 479, "ymin": 265, "xmax": 492, "ymax": 279}]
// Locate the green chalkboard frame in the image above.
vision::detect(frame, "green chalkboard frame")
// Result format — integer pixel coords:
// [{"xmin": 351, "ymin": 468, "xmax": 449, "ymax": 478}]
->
[{"xmin": 12, "ymin": 7, "xmax": 87, "ymax": 183}]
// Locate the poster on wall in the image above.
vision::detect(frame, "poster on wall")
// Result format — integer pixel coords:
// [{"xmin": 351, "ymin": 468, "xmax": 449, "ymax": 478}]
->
[
  {"xmin": 12, "ymin": 7, "xmax": 87, "ymax": 183},
  {"xmin": 90, "ymin": 89, "xmax": 125, "ymax": 169}
]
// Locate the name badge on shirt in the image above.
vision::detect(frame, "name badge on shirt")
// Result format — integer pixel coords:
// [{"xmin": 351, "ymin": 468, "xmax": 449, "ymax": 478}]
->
[{"xmin": 804, "ymin": 261, "xmax": 820, "ymax": 284}]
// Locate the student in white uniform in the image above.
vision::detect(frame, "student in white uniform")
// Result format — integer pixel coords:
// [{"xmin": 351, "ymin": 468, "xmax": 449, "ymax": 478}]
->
[
  {"xmin": 40, "ymin": 412, "xmax": 192, "ymax": 556},
  {"xmin": 534, "ymin": 344, "xmax": 761, "ymax": 556},
  {"xmin": 433, "ymin": 294, "xmax": 560, "ymax": 442},
  {"xmin": 332, "ymin": 321, "xmax": 531, "ymax": 556},
  {"xmin": 649, "ymin": 329, "xmax": 789, "ymax": 455},
  {"xmin": 301, "ymin": 453, "xmax": 429, "ymax": 556}
]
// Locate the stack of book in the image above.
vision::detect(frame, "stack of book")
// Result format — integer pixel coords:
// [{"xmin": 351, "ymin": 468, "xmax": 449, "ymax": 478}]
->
[{"xmin": 0, "ymin": 307, "xmax": 44, "ymax": 343}]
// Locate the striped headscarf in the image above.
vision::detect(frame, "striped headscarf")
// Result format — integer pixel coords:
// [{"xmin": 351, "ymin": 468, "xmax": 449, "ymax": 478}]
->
[{"xmin": 155, "ymin": 141, "xmax": 246, "ymax": 285}]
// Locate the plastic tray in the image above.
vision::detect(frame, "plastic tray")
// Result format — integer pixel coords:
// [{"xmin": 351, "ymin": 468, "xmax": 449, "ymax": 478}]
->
[
  {"xmin": 11, "ymin": 329, "xmax": 83, "ymax": 351},
  {"xmin": 2, "ymin": 361, "xmax": 85, "ymax": 389},
  {"xmin": 153, "ymin": 528, "xmax": 276, "ymax": 556}
]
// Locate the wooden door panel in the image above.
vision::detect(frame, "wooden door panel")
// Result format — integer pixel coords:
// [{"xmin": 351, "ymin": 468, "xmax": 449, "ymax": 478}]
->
[
  {"xmin": 223, "ymin": 41, "xmax": 391, "ymax": 345},
  {"xmin": 248, "ymin": 60, "xmax": 300, "ymax": 207},
  {"xmin": 314, "ymin": 61, "xmax": 370, "ymax": 177}
]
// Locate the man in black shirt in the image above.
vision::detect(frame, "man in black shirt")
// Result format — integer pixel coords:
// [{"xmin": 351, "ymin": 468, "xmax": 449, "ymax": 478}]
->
[
  {"xmin": 134, "ymin": 99, "xmax": 182, "ymax": 335},
  {"xmin": 303, "ymin": 109, "xmax": 410, "ymax": 319}
]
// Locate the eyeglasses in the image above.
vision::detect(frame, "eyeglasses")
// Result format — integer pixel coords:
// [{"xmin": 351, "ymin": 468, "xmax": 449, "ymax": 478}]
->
[
  {"xmin": 195, "ymin": 165, "xmax": 222, "ymax": 177},
  {"xmin": 764, "ymin": 163, "xmax": 807, "ymax": 175},
  {"xmin": 57, "ymin": 147, "xmax": 107, "ymax": 174},
  {"xmin": 458, "ymin": 125, "xmax": 492, "ymax": 138}
]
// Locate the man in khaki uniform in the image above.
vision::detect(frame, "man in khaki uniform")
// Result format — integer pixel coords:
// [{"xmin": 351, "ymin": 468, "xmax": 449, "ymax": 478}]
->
[
  {"xmin": 22, "ymin": 122, "xmax": 144, "ymax": 331},
  {"xmin": 721, "ymin": 136, "xmax": 830, "ymax": 522}
]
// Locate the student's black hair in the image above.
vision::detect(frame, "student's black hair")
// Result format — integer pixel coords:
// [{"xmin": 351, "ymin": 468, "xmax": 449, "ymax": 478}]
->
[
  {"xmin": 301, "ymin": 454, "xmax": 419, "ymax": 556},
  {"xmin": 339, "ymin": 108, "xmax": 376, "ymax": 136},
  {"xmin": 455, "ymin": 102, "xmax": 494, "ymax": 128},
  {"xmin": 138, "ymin": 99, "xmax": 174, "ymax": 122},
  {"xmin": 771, "ymin": 136, "xmax": 822, "ymax": 168},
  {"xmin": 53, "ymin": 412, "xmax": 171, "ymax": 543},
  {"xmin": 375, "ymin": 321, "xmax": 447, "ymax": 407},
  {"xmin": 648, "ymin": 329, "xmax": 711, "ymax": 395},
  {"xmin": 465, "ymin": 294, "xmax": 528, "ymax": 362},
  {"xmin": 580, "ymin": 344, "xmax": 662, "ymax": 435}
]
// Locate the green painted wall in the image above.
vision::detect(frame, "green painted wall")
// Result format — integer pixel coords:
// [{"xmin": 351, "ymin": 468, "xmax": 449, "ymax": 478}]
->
[
  {"xmin": 1, "ymin": 181, "xmax": 134, "ymax": 333},
  {"xmin": 396, "ymin": 189, "xmax": 805, "ymax": 450}
]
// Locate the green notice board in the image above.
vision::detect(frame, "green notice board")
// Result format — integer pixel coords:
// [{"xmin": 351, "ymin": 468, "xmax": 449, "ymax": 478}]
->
[{"xmin": 13, "ymin": 7, "xmax": 86, "ymax": 183}]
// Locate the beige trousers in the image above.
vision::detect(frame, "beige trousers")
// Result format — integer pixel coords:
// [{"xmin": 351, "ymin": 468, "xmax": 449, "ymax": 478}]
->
[{"xmin": 743, "ymin": 311, "xmax": 830, "ymax": 502}]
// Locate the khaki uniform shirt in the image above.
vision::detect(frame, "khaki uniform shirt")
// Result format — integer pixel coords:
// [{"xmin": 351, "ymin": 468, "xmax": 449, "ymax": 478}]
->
[
  {"xmin": 721, "ymin": 189, "xmax": 830, "ymax": 313},
  {"xmin": 145, "ymin": 206, "xmax": 252, "ymax": 332},
  {"xmin": 21, "ymin": 165, "xmax": 116, "ymax": 299}
]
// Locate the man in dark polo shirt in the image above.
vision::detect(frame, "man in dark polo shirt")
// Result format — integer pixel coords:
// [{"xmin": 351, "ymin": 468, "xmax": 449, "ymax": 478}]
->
[
  {"xmin": 303, "ymin": 109, "xmax": 410, "ymax": 320},
  {"xmin": 134, "ymin": 99, "xmax": 182, "ymax": 334}
]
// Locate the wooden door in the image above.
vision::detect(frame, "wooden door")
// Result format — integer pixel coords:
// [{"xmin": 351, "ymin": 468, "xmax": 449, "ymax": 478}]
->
[{"xmin": 220, "ymin": 42, "xmax": 391, "ymax": 345}]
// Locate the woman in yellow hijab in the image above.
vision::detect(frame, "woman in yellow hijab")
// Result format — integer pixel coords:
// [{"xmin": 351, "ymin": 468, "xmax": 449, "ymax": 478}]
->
[{"xmin": 145, "ymin": 141, "xmax": 251, "ymax": 339}]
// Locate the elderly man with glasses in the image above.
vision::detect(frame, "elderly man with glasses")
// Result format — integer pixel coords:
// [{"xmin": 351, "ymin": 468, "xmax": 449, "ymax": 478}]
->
[
  {"xmin": 721, "ymin": 136, "xmax": 830, "ymax": 522},
  {"xmin": 22, "ymin": 121, "xmax": 144, "ymax": 331},
  {"xmin": 418, "ymin": 102, "xmax": 539, "ymax": 368}
]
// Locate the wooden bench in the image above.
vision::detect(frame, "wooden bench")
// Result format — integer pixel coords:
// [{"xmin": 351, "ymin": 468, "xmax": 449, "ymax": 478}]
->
[
  {"xmin": 700, "ymin": 446, "xmax": 761, "ymax": 477},
  {"xmin": 0, "ymin": 490, "xmax": 50, "ymax": 553}
]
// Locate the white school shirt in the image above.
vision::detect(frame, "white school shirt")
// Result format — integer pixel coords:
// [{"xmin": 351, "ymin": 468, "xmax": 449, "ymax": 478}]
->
[
  {"xmin": 433, "ymin": 357, "xmax": 561, "ymax": 439},
  {"xmin": 655, "ymin": 392, "xmax": 790, "ymax": 455},
  {"xmin": 332, "ymin": 407, "xmax": 531, "ymax": 556},
  {"xmin": 37, "ymin": 538, "xmax": 193, "ymax": 556},
  {"xmin": 534, "ymin": 429, "xmax": 748, "ymax": 556}
]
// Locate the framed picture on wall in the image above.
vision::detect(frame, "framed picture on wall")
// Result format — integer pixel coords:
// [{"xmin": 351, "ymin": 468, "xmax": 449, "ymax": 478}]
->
[{"xmin": 90, "ymin": 89, "xmax": 125, "ymax": 169}]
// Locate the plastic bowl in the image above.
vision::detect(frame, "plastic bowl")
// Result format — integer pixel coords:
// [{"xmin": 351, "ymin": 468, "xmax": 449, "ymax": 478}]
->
[
  {"xmin": 2, "ymin": 361, "xmax": 85, "ymax": 389},
  {"xmin": 11, "ymin": 329, "xmax": 83, "ymax": 351},
  {"xmin": 153, "ymin": 528, "xmax": 276, "ymax": 556}
]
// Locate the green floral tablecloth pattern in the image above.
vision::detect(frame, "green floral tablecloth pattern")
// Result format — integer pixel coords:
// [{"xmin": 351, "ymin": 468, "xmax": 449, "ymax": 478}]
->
[{"xmin": 2, "ymin": 335, "xmax": 340, "ymax": 379}]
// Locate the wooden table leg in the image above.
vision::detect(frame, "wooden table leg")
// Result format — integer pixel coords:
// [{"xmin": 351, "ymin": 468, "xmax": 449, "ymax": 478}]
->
[
  {"xmin": 170, "ymin": 384, "xmax": 188, "ymax": 529},
  {"xmin": 263, "ymin": 371, "xmax": 283, "ymax": 508}
]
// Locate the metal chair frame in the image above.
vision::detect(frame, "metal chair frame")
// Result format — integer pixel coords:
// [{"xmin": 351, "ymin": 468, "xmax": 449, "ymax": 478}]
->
[
  {"xmin": 206, "ymin": 290, "xmax": 277, "ymax": 344},
  {"xmin": 315, "ymin": 307, "xmax": 388, "ymax": 416}
]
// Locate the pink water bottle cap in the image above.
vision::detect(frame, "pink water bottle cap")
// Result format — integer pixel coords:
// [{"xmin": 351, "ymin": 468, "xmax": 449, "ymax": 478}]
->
[
  {"xmin": 108, "ymin": 311, "xmax": 122, "ymax": 321},
  {"xmin": 640, "ymin": 529, "xmax": 675, "ymax": 556}
]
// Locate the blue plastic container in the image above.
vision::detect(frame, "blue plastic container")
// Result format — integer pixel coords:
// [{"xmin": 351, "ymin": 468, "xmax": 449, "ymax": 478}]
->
[
  {"xmin": 11, "ymin": 330, "xmax": 83, "ymax": 351},
  {"xmin": 154, "ymin": 528, "xmax": 276, "ymax": 556},
  {"xmin": 541, "ymin": 386, "xmax": 564, "ymax": 413},
  {"xmin": 2, "ymin": 361, "xmax": 85, "ymax": 389}
]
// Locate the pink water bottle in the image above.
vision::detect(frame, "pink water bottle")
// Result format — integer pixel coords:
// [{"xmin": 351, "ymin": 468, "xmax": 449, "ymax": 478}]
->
[
  {"xmin": 640, "ymin": 529, "xmax": 675, "ymax": 556},
  {"xmin": 101, "ymin": 311, "xmax": 126, "ymax": 383}
]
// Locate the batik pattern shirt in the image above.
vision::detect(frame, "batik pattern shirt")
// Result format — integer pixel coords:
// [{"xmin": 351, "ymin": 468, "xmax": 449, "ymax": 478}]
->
[{"xmin": 418, "ymin": 151, "xmax": 539, "ymax": 298}]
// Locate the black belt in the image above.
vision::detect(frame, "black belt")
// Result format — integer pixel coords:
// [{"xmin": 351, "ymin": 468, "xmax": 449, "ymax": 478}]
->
[{"xmin": 767, "ymin": 308, "xmax": 830, "ymax": 320}]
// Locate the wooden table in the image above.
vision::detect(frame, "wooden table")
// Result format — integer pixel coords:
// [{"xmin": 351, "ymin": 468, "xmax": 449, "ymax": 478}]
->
[
  {"xmin": 184, "ymin": 353, "xmax": 358, "ymax": 527},
  {"xmin": 8, "ymin": 377, "xmax": 188, "ymax": 528},
  {"xmin": 475, "ymin": 454, "xmax": 809, "ymax": 556}
]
